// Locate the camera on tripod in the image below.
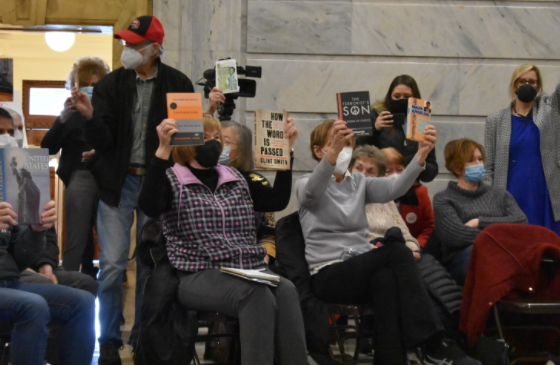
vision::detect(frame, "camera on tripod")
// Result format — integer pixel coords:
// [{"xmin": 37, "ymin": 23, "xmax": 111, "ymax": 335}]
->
[{"xmin": 199, "ymin": 58, "xmax": 262, "ymax": 121}]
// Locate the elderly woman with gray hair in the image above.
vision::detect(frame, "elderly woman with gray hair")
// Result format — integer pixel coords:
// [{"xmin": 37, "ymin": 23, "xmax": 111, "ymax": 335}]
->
[
  {"xmin": 348, "ymin": 145, "xmax": 421, "ymax": 259},
  {"xmin": 220, "ymin": 121, "xmax": 294, "ymax": 265},
  {"xmin": 41, "ymin": 56, "xmax": 110, "ymax": 277}
]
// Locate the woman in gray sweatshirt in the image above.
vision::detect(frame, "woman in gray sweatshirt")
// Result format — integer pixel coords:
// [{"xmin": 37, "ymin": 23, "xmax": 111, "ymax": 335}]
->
[
  {"xmin": 296, "ymin": 120, "xmax": 480, "ymax": 365},
  {"xmin": 434, "ymin": 138, "xmax": 527, "ymax": 285}
]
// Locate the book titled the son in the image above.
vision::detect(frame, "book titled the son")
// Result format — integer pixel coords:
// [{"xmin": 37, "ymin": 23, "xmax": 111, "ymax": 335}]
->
[
  {"xmin": 336, "ymin": 91, "xmax": 372, "ymax": 136},
  {"xmin": 254, "ymin": 109, "xmax": 290, "ymax": 170},
  {"xmin": 406, "ymin": 98, "xmax": 432, "ymax": 142},
  {"xmin": 220, "ymin": 267, "xmax": 280, "ymax": 287},
  {"xmin": 167, "ymin": 93, "xmax": 204, "ymax": 146},
  {"xmin": 216, "ymin": 59, "xmax": 239, "ymax": 94},
  {"xmin": 0, "ymin": 148, "xmax": 50, "ymax": 225}
]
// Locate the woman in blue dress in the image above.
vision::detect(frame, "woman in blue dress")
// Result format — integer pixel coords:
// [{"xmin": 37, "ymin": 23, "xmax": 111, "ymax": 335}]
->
[{"xmin": 485, "ymin": 64, "xmax": 560, "ymax": 235}]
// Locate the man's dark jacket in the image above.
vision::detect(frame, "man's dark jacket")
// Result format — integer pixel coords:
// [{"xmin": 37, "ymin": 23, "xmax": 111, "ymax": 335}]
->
[{"xmin": 85, "ymin": 59, "xmax": 194, "ymax": 207}]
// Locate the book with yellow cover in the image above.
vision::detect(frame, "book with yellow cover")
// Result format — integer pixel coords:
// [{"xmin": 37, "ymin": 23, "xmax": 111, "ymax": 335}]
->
[
  {"xmin": 406, "ymin": 98, "xmax": 432, "ymax": 142},
  {"xmin": 254, "ymin": 109, "xmax": 290, "ymax": 170},
  {"xmin": 167, "ymin": 93, "xmax": 204, "ymax": 146}
]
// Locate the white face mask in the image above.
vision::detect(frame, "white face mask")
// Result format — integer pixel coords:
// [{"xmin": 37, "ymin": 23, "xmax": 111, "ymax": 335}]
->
[
  {"xmin": 120, "ymin": 44, "xmax": 153, "ymax": 69},
  {"xmin": 13, "ymin": 130, "xmax": 23, "ymax": 147},
  {"xmin": 0, "ymin": 133, "xmax": 19, "ymax": 148},
  {"xmin": 334, "ymin": 147, "xmax": 353, "ymax": 174}
]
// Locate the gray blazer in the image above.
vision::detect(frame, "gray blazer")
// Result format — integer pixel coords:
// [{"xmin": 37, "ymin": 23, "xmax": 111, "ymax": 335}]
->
[{"xmin": 484, "ymin": 81, "xmax": 560, "ymax": 221}]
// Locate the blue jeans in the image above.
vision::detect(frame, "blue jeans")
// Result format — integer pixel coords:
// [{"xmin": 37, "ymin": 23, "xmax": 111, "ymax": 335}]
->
[
  {"xmin": 0, "ymin": 280, "xmax": 95, "ymax": 365},
  {"xmin": 445, "ymin": 245, "xmax": 473, "ymax": 286},
  {"xmin": 97, "ymin": 174, "xmax": 149, "ymax": 345}
]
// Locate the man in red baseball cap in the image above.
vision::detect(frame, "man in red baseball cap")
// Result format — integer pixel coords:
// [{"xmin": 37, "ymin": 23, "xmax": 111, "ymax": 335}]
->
[
  {"xmin": 114, "ymin": 15, "xmax": 164, "ymax": 45},
  {"xmin": 70, "ymin": 14, "xmax": 224, "ymax": 365}
]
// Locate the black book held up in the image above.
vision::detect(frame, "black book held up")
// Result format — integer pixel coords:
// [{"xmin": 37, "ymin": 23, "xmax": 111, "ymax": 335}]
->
[{"xmin": 336, "ymin": 91, "xmax": 372, "ymax": 136}]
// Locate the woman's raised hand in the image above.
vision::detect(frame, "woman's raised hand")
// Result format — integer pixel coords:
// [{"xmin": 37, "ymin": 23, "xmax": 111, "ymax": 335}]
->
[
  {"xmin": 375, "ymin": 111, "xmax": 394, "ymax": 130},
  {"xmin": 284, "ymin": 117, "xmax": 298, "ymax": 150},
  {"xmin": 155, "ymin": 119, "xmax": 178, "ymax": 160},
  {"xmin": 327, "ymin": 120, "xmax": 354, "ymax": 166},
  {"xmin": 416, "ymin": 125, "xmax": 437, "ymax": 166}
]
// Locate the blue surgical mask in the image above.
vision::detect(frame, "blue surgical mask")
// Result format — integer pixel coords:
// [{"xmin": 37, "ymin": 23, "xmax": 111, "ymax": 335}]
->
[
  {"xmin": 218, "ymin": 146, "xmax": 232, "ymax": 165},
  {"xmin": 80, "ymin": 86, "xmax": 94, "ymax": 100},
  {"xmin": 464, "ymin": 164, "xmax": 485, "ymax": 184}
]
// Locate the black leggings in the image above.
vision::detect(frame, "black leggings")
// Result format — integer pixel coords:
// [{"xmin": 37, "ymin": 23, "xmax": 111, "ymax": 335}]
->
[{"xmin": 312, "ymin": 244, "xmax": 442, "ymax": 365}]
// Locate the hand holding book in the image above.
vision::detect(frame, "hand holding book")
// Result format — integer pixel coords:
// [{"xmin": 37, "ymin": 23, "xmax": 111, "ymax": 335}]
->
[
  {"xmin": 155, "ymin": 119, "xmax": 179, "ymax": 160},
  {"xmin": 31, "ymin": 200, "xmax": 57, "ymax": 232},
  {"xmin": 0, "ymin": 202, "xmax": 17, "ymax": 229},
  {"xmin": 207, "ymin": 87, "xmax": 226, "ymax": 115},
  {"xmin": 284, "ymin": 117, "xmax": 298, "ymax": 150},
  {"xmin": 415, "ymin": 125, "xmax": 437, "ymax": 167},
  {"xmin": 327, "ymin": 120, "xmax": 354, "ymax": 167}
]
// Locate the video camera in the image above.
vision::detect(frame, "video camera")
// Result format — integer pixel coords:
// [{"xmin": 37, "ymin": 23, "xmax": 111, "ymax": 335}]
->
[{"xmin": 199, "ymin": 59, "xmax": 262, "ymax": 121}]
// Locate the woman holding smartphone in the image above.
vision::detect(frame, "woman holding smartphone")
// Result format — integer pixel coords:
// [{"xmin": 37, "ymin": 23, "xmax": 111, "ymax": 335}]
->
[{"xmin": 357, "ymin": 75, "xmax": 438, "ymax": 182}]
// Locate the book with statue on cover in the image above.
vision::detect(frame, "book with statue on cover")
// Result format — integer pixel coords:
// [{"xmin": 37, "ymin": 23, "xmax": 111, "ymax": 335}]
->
[
  {"xmin": 336, "ymin": 91, "xmax": 372, "ymax": 136},
  {"xmin": 406, "ymin": 98, "xmax": 432, "ymax": 142},
  {"xmin": 0, "ymin": 148, "xmax": 50, "ymax": 225},
  {"xmin": 216, "ymin": 59, "xmax": 240, "ymax": 94},
  {"xmin": 220, "ymin": 267, "xmax": 280, "ymax": 287},
  {"xmin": 167, "ymin": 93, "xmax": 204, "ymax": 146},
  {"xmin": 254, "ymin": 109, "xmax": 291, "ymax": 170}
]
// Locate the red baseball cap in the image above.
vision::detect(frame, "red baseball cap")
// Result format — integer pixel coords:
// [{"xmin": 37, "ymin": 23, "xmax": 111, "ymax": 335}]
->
[{"xmin": 114, "ymin": 15, "xmax": 164, "ymax": 45}]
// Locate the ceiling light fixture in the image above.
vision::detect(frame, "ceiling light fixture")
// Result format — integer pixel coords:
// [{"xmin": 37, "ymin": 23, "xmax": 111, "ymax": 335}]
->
[{"xmin": 44, "ymin": 32, "xmax": 75, "ymax": 52}]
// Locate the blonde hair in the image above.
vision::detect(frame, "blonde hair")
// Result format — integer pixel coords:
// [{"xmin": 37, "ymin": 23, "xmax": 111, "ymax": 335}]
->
[
  {"xmin": 509, "ymin": 64, "xmax": 543, "ymax": 99},
  {"xmin": 171, "ymin": 115, "xmax": 223, "ymax": 165},
  {"xmin": 309, "ymin": 120, "xmax": 335, "ymax": 161}
]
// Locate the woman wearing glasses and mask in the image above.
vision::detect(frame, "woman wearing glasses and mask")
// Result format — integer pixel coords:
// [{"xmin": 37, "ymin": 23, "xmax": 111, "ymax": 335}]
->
[
  {"xmin": 485, "ymin": 64, "xmax": 560, "ymax": 235},
  {"xmin": 356, "ymin": 74, "xmax": 438, "ymax": 183},
  {"xmin": 220, "ymin": 121, "xmax": 295, "ymax": 267}
]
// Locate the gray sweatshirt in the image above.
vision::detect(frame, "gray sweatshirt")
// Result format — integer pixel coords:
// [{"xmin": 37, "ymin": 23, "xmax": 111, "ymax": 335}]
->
[
  {"xmin": 433, "ymin": 181, "xmax": 527, "ymax": 264},
  {"xmin": 296, "ymin": 156, "xmax": 424, "ymax": 272}
]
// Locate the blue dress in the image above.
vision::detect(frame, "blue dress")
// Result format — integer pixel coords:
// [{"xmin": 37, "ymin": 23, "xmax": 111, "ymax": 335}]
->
[{"xmin": 507, "ymin": 114, "xmax": 560, "ymax": 235}]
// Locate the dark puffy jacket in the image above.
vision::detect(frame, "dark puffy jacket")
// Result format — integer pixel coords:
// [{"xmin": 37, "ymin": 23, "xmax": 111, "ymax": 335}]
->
[
  {"xmin": 417, "ymin": 253, "xmax": 463, "ymax": 339},
  {"xmin": 134, "ymin": 222, "xmax": 198, "ymax": 365}
]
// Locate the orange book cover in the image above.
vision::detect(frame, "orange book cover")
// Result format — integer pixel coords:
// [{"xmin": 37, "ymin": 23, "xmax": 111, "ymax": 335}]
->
[
  {"xmin": 406, "ymin": 98, "xmax": 432, "ymax": 142},
  {"xmin": 167, "ymin": 93, "xmax": 204, "ymax": 146}
]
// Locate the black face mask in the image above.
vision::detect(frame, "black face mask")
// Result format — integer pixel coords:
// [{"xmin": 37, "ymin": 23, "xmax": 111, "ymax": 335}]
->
[
  {"xmin": 515, "ymin": 84, "xmax": 538, "ymax": 103},
  {"xmin": 389, "ymin": 98, "xmax": 409, "ymax": 114},
  {"xmin": 194, "ymin": 139, "xmax": 222, "ymax": 168}
]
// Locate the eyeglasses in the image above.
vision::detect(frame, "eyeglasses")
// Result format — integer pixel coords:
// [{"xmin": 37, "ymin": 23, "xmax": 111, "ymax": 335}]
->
[{"xmin": 515, "ymin": 79, "xmax": 539, "ymax": 87}]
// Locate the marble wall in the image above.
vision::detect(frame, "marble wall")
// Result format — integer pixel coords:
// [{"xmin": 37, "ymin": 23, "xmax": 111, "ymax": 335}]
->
[{"xmin": 155, "ymin": 0, "xmax": 560, "ymax": 218}]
